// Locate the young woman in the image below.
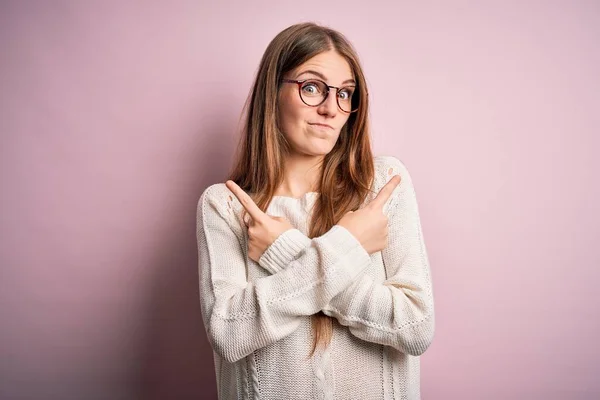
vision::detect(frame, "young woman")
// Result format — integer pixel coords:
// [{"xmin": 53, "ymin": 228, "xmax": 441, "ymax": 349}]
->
[{"xmin": 197, "ymin": 22, "xmax": 435, "ymax": 399}]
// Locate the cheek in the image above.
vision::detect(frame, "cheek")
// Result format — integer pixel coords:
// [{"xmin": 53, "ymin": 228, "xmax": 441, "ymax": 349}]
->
[{"xmin": 278, "ymin": 93, "xmax": 306, "ymax": 130}]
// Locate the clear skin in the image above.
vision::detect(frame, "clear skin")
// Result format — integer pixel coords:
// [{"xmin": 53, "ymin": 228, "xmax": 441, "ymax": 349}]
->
[{"xmin": 226, "ymin": 50, "xmax": 401, "ymax": 262}]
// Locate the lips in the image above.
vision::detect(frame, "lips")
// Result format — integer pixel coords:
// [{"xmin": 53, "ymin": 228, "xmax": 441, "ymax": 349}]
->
[{"xmin": 308, "ymin": 123, "xmax": 334, "ymax": 130}]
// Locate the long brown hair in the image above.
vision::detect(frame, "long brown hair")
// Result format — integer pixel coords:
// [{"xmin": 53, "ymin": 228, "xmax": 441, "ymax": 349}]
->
[{"xmin": 229, "ymin": 22, "xmax": 374, "ymax": 355}]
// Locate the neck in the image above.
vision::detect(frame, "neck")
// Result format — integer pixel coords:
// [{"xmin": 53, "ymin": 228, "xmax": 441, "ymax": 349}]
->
[{"xmin": 275, "ymin": 153, "xmax": 324, "ymax": 198}]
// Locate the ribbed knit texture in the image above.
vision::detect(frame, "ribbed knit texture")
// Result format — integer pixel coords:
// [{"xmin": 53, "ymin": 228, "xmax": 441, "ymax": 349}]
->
[{"xmin": 197, "ymin": 155, "xmax": 435, "ymax": 399}]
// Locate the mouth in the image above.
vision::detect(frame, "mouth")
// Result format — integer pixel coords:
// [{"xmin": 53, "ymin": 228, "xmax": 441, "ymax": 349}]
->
[{"xmin": 308, "ymin": 122, "xmax": 334, "ymax": 130}]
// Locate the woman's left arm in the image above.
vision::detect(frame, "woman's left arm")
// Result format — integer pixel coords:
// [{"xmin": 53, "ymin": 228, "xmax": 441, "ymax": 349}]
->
[
  {"xmin": 257, "ymin": 157, "xmax": 435, "ymax": 356},
  {"xmin": 321, "ymin": 161, "xmax": 435, "ymax": 356}
]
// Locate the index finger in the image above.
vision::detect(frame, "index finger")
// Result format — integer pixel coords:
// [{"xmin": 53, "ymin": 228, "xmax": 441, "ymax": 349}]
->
[
  {"xmin": 225, "ymin": 180, "xmax": 265, "ymax": 221},
  {"xmin": 370, "ymin": 175, "xmax": 401, "ymax": 209}
]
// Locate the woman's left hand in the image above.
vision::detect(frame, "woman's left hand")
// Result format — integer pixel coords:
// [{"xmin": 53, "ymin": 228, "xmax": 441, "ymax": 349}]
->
[{"xmin": 226, "ymin": 180, "xmax": 294, "ymax": 262}]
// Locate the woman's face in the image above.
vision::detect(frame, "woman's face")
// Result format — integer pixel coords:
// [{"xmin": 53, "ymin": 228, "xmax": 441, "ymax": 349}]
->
[{"xmin": 278, "ymin": 50, "xmax": 354, "ymax": 158}]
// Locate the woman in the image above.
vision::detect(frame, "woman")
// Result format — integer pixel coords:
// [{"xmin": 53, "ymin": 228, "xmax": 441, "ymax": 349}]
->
[{"xmin": 197, "ymin": 22, "xmax": 435, "ymax": 399}]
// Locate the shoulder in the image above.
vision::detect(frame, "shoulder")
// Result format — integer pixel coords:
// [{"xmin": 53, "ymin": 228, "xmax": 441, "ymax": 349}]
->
[
  {"xmin": 374, "ymin": 155, "xmax": 409, "ymax": 175},
  {"xmin": 197, "ymin": 183, "xmax": 246, "ymax": 237},
  {"xmin": 372, "ymin": 155, "xmax": 415, "ymax": 191},
  {"xmin": 198, "ymin": 183, "xmax": 230, "ymax": 208},
  {"xmin": 199, "ymin": 183, "xmax": 232, "ymax": 204},
  {"xmin": 197, "ymin": 183, "xmax": 238, "ymax": 222},
  {"xmin": 369, "ymin": 155, "xmax": 416, "ymax": 213}
]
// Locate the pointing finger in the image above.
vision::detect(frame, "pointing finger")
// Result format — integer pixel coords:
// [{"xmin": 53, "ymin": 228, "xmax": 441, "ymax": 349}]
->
[
  {"xmin": 225, "ymin": 180, "xmax": 265, "ymax": 222},
  {"xmin": 371, "ymin": 175, "xmax": 401, "ymax": 210}
]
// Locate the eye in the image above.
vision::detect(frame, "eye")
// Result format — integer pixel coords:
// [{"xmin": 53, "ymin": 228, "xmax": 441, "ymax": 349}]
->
[
  {"xmin": 338, "ymin": 87, "xmax": 354, "ymax": 100},
  {"xmin": 301, "ymin": 80, "xmax": 324, "ymax": 96}
]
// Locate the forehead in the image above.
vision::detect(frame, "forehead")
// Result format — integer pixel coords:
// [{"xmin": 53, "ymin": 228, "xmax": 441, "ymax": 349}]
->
[{"xmin": 292, "ymin": 50, "xmax": 354, "ymax": 83}]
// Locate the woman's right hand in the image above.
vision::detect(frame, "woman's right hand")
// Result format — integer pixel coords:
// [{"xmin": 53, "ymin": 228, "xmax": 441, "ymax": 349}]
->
[
  {"xmin": 338, "ymin": 175, "xmax": 401, "ymax": 254},
  {"xmin": 225, "ymin": 180, "xmax": 295, "ymax": 263}
]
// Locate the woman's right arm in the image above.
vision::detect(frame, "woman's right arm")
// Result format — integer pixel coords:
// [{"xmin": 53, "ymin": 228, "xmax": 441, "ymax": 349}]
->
[{"xmin": 197, "ymin": 184, "xmax": 371, "ymax": 363}]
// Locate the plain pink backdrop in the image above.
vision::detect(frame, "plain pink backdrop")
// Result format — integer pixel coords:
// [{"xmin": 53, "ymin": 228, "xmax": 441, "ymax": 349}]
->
[{"xmin": 1, "ymin": 1, "xmax": 599, "ymax": 399}]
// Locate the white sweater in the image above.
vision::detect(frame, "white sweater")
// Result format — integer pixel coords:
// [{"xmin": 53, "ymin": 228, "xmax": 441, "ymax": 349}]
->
[{"xmin": 196, "ymin": 155, "xmax": 435, "ymax": 400}]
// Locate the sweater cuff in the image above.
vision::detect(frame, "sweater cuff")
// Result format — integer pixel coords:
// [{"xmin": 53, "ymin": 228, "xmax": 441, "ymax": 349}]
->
[
  {"xmin": 318, "ymin": 224, "xmax": 371, "ymax": 280},
  {"xmin": 258, "ymin": 229, "xmax": 312, "ymax": 274},
  {"xmin": 323, "ymin": 224, "xmax": 370, "ymax": 262}
]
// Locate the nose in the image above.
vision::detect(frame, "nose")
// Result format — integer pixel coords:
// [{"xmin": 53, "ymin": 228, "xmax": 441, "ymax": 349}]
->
[{"xmin": 317, "ymin": 89, "xmax": 338, "ymax": 117}]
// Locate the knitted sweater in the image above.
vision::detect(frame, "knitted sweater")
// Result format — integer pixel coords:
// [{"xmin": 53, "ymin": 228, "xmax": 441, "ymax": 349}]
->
[{"xmin": 196, "ymin": 155, "xmax": 435, "ymax": 400}]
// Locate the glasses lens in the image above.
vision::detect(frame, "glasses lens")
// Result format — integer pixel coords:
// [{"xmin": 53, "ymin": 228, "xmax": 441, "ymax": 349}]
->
[
  {"xmin": 300, "ymin": 80, "xmax": 327, "ymax": 106},
  {"xmin": 337, "ymin": 86, "xmax": 358, "ymax": 113}
]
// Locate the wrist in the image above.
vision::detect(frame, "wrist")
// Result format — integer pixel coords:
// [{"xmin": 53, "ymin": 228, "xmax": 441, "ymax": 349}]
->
[{"xmin": 258, "ymin": 228, "xmax": 311, "ymax": 274}]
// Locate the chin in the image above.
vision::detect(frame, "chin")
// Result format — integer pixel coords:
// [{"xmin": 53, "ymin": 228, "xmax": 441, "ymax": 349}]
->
[
  {"xmin": 288, "ymin": 135, "xmax": 339, "ymax": 157},
  {"xmin": 302, "ymin": 142, "xmax": 336, "ymax": 157}
]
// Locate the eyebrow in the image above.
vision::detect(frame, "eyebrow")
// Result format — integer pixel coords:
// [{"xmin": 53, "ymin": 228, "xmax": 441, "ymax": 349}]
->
[{"xmin": 296, "ymin": 69, "xmax": 356, "ymax": 85}]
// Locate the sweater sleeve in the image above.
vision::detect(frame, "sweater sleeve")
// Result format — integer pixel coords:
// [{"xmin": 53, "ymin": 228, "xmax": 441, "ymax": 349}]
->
[
  {"xmin": 253, "ymin": 157, "xmax": 435, "ymax": 356},
  {"xmin": 196, "ymin": 184, "xmax": 371, "ymax": 363},
  {"xmin": 322, "ymin": 157, "xmax": 435, "ymax": 356}
]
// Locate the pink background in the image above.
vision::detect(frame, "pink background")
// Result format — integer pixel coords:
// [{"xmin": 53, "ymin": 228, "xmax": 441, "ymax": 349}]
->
[{"xmin": 1, "ymin": 1, "xmax": 599, "ymax": 399}]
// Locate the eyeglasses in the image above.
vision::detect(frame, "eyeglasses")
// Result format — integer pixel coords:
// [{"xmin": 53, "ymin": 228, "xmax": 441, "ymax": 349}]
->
[{"xmin": 281, "ymin": 78, "xmax": 360, "ymax": 113}]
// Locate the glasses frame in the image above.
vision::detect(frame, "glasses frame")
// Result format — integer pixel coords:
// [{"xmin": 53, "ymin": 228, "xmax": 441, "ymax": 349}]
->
[{"xmin": 281, "ymin": 78, "xmax": 360, "ymax": 113}]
